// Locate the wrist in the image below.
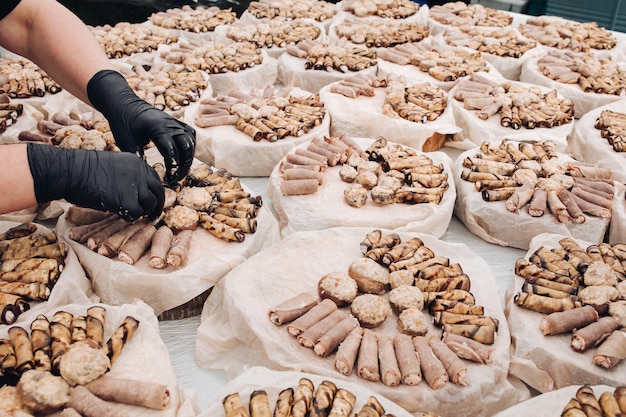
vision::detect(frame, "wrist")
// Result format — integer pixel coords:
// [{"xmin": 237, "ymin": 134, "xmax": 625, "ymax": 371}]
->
[{"xmin": 26, "ymin": 143, "xmax": 70, "ymax": 204}]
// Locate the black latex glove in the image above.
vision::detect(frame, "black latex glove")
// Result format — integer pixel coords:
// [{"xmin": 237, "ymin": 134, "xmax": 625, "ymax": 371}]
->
[
  {"xmin": 87, "ymin": 69, "xmax": 196, "ymax": 186},
  {"xmin": 27, "ymin": 143, "xmax": 164, "ymax": 221}
]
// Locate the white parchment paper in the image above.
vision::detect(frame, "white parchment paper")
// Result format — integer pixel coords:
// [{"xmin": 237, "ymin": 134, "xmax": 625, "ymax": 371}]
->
[
  {"xmin": 196, "ymin": 227, "xmax": 530, "ymax": 417},
  {"xmin": 569, "ymin": 98, "xmax": 626, "ymax": 184},
  {"xmin": 266, "ymin": 138, "xmax": 456, "ymax": 238},
  {"xmin": 318, "ymin": 81, "xmax": 471, "ymax": 151},
  {"xmin": 185, "ymin": 88, "xmax": 331, "ymax": 177},
  {"xmin": 504, "ymin": 233, "xmax": 626, "ymax": 393},
  {"xmin": 2, "ymin": 300, "xmax": 198, "ymax": 417},
  {"xmin": 200, "ymin": 366, "xmax": 418, "ymax": 417},
  {"xmin": 452, "ymin": 147, "xmax": 610, "ymax": 250}
]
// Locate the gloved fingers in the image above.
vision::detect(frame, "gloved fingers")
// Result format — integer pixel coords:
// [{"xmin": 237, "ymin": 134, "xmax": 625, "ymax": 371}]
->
[
  {"xmin": 152, "ymin": 135, "xmax": 181, "ymax": 187},
  {"xmin": 143, "ymin": 167, "xmax": 166, "ymax": 221},
  {"xmin": 172, "ymin": 128, "xmax": 196, "ymax": 182}
]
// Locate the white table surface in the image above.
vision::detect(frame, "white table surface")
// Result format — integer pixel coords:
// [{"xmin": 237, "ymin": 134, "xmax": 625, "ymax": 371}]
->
[{"xmin": 158, "ymin": 147, "xmax": 529, "ymax": 413}]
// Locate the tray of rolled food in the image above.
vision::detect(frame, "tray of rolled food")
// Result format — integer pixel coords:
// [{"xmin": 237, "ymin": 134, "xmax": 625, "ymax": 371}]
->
[
  {"xmin": 196, "ymin": 227, "xmax": 530, "ymax": 417},
  {"xmin": 504, "ymin": 233, "xmax": 626, "ymax": 393},
  {"xmin": 442, "ymin": 24, "xmax": 541, "ymax": 81},
  {"xmin": 0, "ymin": 301, "xmax": 194, "ymax": 417},
  {"xmin": 56, "ymin": 154, "xmax": 280, "ymax": 317},
  {"xmin": 427, "ymin": 2, "xmax": 514, "ymax": 36},
  {"xmin": 185, "ymin": 84, "xmax": 330, "ymax": 177},
  {"xmin": 449, "ymin": 72, "xmax": 575, "ymax": 150},
  {"xmin": 0, "ymin": 221, "xmax": 91, "ymax": 326},
  {"xmin": 453, "ymin": 139, "xmax": 614, "ymax": 250},
  {"xmin": 520, "ymin": 48, "xmax": 626, "ymax": 118},
  {"xmin": 328, "ymin": 16, "xmax": 429, "ymax": 51},
  {"xmin": 569, "ymin": 98, "xmax": 626, "ymax": 184},
  {"xmin": 147, "ymin": 5, "xmax": 237, "ymax": 42},
  {"xmin": 494, "ymin": 384, "xmax": 625, "ymax": 417},
  {"xmin": 277, "ymin": 37, "xmax": 378, "ymax": 94},
  {"xmin": 90, "ymin": 21, "xmax": 178, "ymax": 61},
  {"xmin": 267, "ymin": 135, "xmax": 455, "ymax": 237},
  {"xmin": 239, "ymin": 0, "xmax": 339, "ymax": 33},
  {"xmin": 319, "ymin": 73, "xmax": 468, "ymax": 152},
  {"xmin": 200, "ymin": 366, "xmax": 439, "ymax": 417},
  {"xmin": 212, "ymin": 17, "xmax": 326, "ymax": 59},
  {"xmin": 337, "ymin": 0, "xmax": 425, "ymax": 22}
]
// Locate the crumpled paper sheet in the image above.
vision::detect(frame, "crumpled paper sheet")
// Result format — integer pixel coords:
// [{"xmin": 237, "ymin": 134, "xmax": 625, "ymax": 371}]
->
[
  {"xmin": 195, "ymin": 227, "xmax": 530, "ymax": 417},
  {"xmin": 54, "ymin": 150, "xmax": 281, "ymax": 316},
  {"xmin": 277, "ymin": 52, "xmax": 378, "ymax": 94},
  {"xmin": 266, "ymin": 137, "xmax": 456, "ymax": 238},
  {"xmin": 504, "ymin": 233, "xmax": 626, "ymax": 393},
  {"xmin": 212, "ymin": 19, "xmax": 327, "ymax": 60},
  {"xmin": 318, "ymin": 81, "xmax": 472, "ymax": 152},
  {"xmin": 493, "ymin": 384, "xmax": 618, "ymax": 417},
  {"xmin": 452, "ymin": 147, "xmax": 610, "ymax": 250},
  {"xmin": 200, "ymin": 366, "xmax": 418, "ymax": 417},
  {"xmin": 185, "ymin": 87, "xmax": 331, "ymax": 177},
  {"xmin": 0, "ymin": 220, "xmax": 92, "ymax": 319},
  {"xmin": 375, "ymin": 38, "xmax": 503, "ymax": 94},
  {"xmin": 569, "ymin": 98, "xmax": 626, "ymax": 184},
  {"xmin": 519, "ymin": 50, "xmax": 625, "ymax": 119},
  {"xmin": 609, "ymin": 182, "xmax": 626, "ymax": 245},
  {"xmin": 0, "ymin": 207, "xmax": 38, "ymax": 224},
  {"xmin": 2, "ymin": 300, "xmax": 198, "ymax": 417},
  {"xmin": 449, "ymin": 73, "xmax": 574, "ymax": 152}
]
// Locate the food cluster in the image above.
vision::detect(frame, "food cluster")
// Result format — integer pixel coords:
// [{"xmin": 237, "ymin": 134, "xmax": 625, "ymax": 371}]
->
[
  {"xmin": 453, "ymin": 73, "xmax": 575, "ymax": 129},
  {"xmin": 0, "ymin": 223, "xmax": 66, "ymax": 324},
  {"xmin": 537, "ymin": 50, "xmax": 626, "ymax": 96},
  {"xmin": 245, "ymin": 0, "xmax": 337, "ymax": 22},
  {"xmin": 376, "ymin": 42, "xmax": 488, "ymax": 82},
  {"xmin": 160, "ymin": 39, "xmax": 264, "ymax": 74},
  {"xmin": 340, "ymin": 0, "xmax": 419, "ymax": 19},
  {"xmin": 0, "ymin": 94, "xmax": 23, "ymax": 134},
  {"xmin": 333, "ymin": 19, "xmax": 428, "ymax": 48},
  {"xmin": 222, "ymin": 379, "xmax": 439, "ymax": 417},
  {"xmin": 91, "ymin": 22, "xmax": 178, "ymax": 59},
  {"xmin": 268, "ymin": 230, "xmax": 498, "ymax": 388},
  {"xmin": 0, "ymin": 56, "xmax": 61, "ymax": 99},
  {"xmin": 461, "ymin": 140, "xmax": 614, "ymax": 223},
  {"xmin": 429, "ymin": 1, "xmax": 512, "ymax": 28},
  {"xmin": 227, "ymin": 18, "xmax": 322, "ymax": 49},
  {"xmin": 0, "ymin": 306, "xmax": 157, "ymax": 416},
  {"xmin": 194, "ymin": 85, "xmax": 326, "ymax": 141},
  {"xmin": 328, "ymin": 73, "xmax": 388, "ymax": 98},
  {"xmin": 65, "ymin": 163, "xmax": 262, "ymax": 269},
  {"xmin": 559, "ymin": 385, "xmax": 626, "ymax": 416},
  {"xmin": 149, "ymin": 5, "xmax": 237, "ymax": 32},
  {"xmin": 518, "ymin": 16, "xmax": 617, "ymax": 52},
  {"xmin": 595, "ymin": 110, "xmax": 626, "ymax": 152},
  {"xmin": 443, "ymin": 25, "xmax": 537, "ymax": 58},
  {"xmin": 17, "ymin": 110, "xmax": 117, "ymax": 152},
  {"xmin": 382, "ymin": 75, "xmax": 448, "ymax": 123},
  {"xmin": 286, "ymin": 39, "xmax": 378, "ymax": 73},
  {"xmin": 514, "ymin": 238, "xmax": 626, "ymax": 369}
]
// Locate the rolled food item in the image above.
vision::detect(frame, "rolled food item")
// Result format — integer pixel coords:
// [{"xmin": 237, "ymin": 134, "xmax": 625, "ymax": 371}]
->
[
  {"xmin": 268, "ymin": 291, "xmax": 319, "ymax": 326},
  {"xmin": 334, "ymin": 326, "xmax": 363, "ymax": 376},
  {"xmin": 280, "ymin": 179, "xmax": 320, "ymax": 196},
  {"xmin": 442, "ymin": 332, "xmax": 494, "ymax": 364},
  {"xmin": 615, "ymin": 387, "xmax": 626, "ymax": 413},
  {"xmin": 287, "ymin": 298, "xmax": 337, "ymax": 336},
  {"xmin": 291, "ymin": 378, "xmax": 314, "ymax": 417},
  {"xmin": 442, "ymin": 323, "xmax": 496, "ymax": 344},
  {"xmin": 85, "ymin": 376, "xmax": 170, "ymax": 410},
  {"xmin": 69, "ymin": 385, "xmax": 128, "ymax": 417},
  {"xmin": 50, "ymin": 311, "xmax": 73, "ymax": 374},
  {"xmin": 8, "ymin": 326, "xmax": 33, "ymax": 374},
  {"xmin": 514, "ymin": 291, "xmax": 581, "ymax": 314},
  {"xmin": 592, "ymin": 329, "xmax": 626, "ymax": 369},
  {"xmin": 412, "ymin": 336, "xmax": 448, "ymax": 390},
  {"xmin": 273, "ymin": 388, "xmax": 294, "ymax": 417},
  {"xmin": 118, "ymin": 223, "xmax": 157, "ymax": 265},
  {"xmin": 571, "ymin": 316, "xmax": 620, "ymax": 352},
  {"xmin": 297, "ymin": 310, "xmax": 347, "ymax": 348},
  {"xmin": 599, "ymin": 391, "xmax": 622, "ymax": 417},
  {"xmin": 539, "ymin": 305, "xmax": 599, "ymax": 335},
  {"xmin": 282, "ymin": 168, "xmax": 325, "ymax": 185},
  {"xmin": 104, "ymin": 316, "xmax": 139, "ymax": 365},
  {"xmin": 30, "ymin": 314, "xmax": 51, "ymax": 372},
  {"xmin": 310, "ymin": 380, "xmax": 336, "ymax": 417},
  {"xmin": 357, "ymin": 329, "xmax": 380, "ymax": 382},
  {"xmin": 86, "ymin": 219, "xmax": 128, "ymax": 251},
  {"xmin": 149, "ymin": 225, "xmax": 174, "ymax": 269},
  {"xmin": 355, "ymin": 396, "xmax": 385, "ymax": 417},
  {"xmin": 314, "ymin": 316, "xmax": 359, "ymax": 357},
  {"xmin": 85, "ymin": 306, "xmax": 106, "ymax": 348},
  {"xmin": 249, "ymin": 390, "xmax": 272, "ymax": 417},
  {"xmin": 427, "ymin": 335, "xmax": 468, "ymax": 386},
  {"xmin": 223, "ymin": 392, "xmax": 250, "ymax": 417},
  {"xmin": 166, "ymin": 229, "xmax": 193, "ymax": 268},
  {"xmin": 377, "ymin": 335, "xmax": 401, "ymax": 387},
  {"xmin": 392, "ymin": 334, "xmax": 421, "ymax": 385},
  {"xmin": 328, "ymin": 389, "xmax": 356, "ymax": 417}
]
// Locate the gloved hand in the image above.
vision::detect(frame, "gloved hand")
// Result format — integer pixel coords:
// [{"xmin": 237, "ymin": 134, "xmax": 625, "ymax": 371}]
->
[
  {"xmin": 27, "ymin": 143, "xmax": 164, "ymax": 221},
  {"xmin": 87, "ymin": 69, "xmax": 196, "ymax": 186}
]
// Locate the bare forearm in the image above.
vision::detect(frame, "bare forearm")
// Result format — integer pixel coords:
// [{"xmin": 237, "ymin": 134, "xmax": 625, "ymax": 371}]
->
[
  {"xmin": 0, "ymin": 144, "xmax": 37, "ymax": 214},
  {"xmin": 0, "ymin": 0, "xmax": 113, "ymax": 104}
]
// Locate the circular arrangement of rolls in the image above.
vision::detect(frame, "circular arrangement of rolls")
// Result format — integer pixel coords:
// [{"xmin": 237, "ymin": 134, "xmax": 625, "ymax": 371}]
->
[
  {"xmin": 91, "ymin": 22, "xmax": 178, "ymax": 59},
  {"xmin": 513, "ymin": 238, "xmax": 626, "ymax": 369},
  {"xmin": 0, "ymin": 56, "xmax": 61, "ymax": 99},
  {"xmin": 149, "ymin": 5, "xmax": 237, "ymax": 33},
  {"xmin": 268, "ymin": 229, "xmax": 498, "ymax": 389}
]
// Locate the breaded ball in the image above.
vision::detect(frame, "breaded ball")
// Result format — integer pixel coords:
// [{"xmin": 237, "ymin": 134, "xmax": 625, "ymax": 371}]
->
[
  {"xmin": 59, "ymin": 340, "xmax": 111, "ymax": 386},
  {"xmin": 318, "ymin": 272, "xmax": 358, "ymax": 307},
  {"xmin": 16, "ymin": 370, "xmax": 70, "ymax": 414},
  {"xmin": 351, "ymin": 294, "xmax": 391, "ymax": 328}
]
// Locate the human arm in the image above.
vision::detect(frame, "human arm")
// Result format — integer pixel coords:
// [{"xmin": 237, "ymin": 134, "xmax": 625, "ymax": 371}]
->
[
  {"xmin": 0, "ymin": 143, "xmax": 164, "ymax": 221},
  {"xmin": 0, "ymin": 0, "xmax": 196, "ymax": 184}
]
